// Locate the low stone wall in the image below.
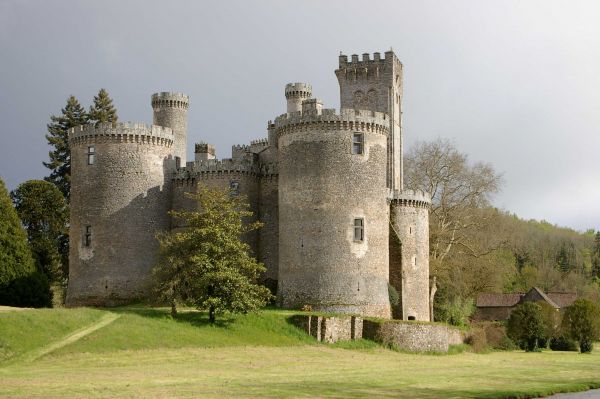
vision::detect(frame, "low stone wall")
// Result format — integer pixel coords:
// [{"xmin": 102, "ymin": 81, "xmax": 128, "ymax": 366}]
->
[
  {"xmin": 290, "ymin": 315, "xmax": 362, "ymax": 343},
  {"xmin": 364, "ymin": 320, "xmax": 455, "ymax": 352},
  {"xmin": 448, "ymin": 327, "xmax": 465, "ymax": 346},
  {"xmin": 290, "ymin": 314, "xmax": 463, "ymax": 352}
]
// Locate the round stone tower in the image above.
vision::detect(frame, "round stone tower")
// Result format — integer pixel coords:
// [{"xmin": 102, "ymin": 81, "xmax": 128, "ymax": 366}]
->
[
  {"xmin": 284, "ymin": 83, "xmax": 312, "ymax": 113},
  {"xmin": 66, "ymin": 122, "xmax": 176, "ymax": 306},
  {"xmin": 389, "ymin": 190, "xmax": 431, "ymax": 321},
  {"xmin": 152, "ymin": 92, "xmax": 189, "ymax": 164},
  {"xmin": 276, "ymin": 107, "xmax": 391, "ymax": 318}
]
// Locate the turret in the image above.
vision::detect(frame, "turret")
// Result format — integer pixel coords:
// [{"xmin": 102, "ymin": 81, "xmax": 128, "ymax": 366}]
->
[
  {"xmin": 194, "ymin": 142, "xmax": 215, "ymax": 163},
  {"xmin": 151, "ymin": 92, "xmax": 189, "ymax": 164},
  {"xmin": 335, "ymin": 51, "xmax": 403, "ymax": 190},
  {"xmin": 285, "ymin": 83, "xmax": 312, "ymax": 113}
]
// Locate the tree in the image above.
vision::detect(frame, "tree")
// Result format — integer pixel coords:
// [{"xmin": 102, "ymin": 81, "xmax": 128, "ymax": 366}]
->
[
  {"xmin": 507, "ymin": 302, "xmax": 546, "ymax": 352},
  {"xmin": 43, "ymin": 95, "xmax": 88, "ymax": 200},
  {"xmin": 153, "ymin": 187, "xmax": 272, "ymax": 322},
  {"xmin": 405, "ymin": 139, "xmax": 503, "ymax": 311},
  {"xmin": 0, "ymin": 177, "xmax": 36, "ymax": 288},
  {"xmin": 405, "ymin": 139, "xmax": 502, "ymax": 264},
  {"xmin": 11, "ymin": 180, "xmax": 69, "ymax": 283},
  {"xmin": 591, "ymin": 232, "xmax": 600, "ymax": 279},
  {"xmin": 88, "ymin": 88, "xmax": 118, "ymax": 126},
  {"xmin": 562, "ymin": 299, "xmax": 600, "ymax": 353}
]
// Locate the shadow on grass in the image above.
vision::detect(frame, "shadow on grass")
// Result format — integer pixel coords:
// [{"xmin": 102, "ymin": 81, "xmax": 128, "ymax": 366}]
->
[{"xmin": 102, "ymin": 306, "xmax": 236, "ymax": 328}]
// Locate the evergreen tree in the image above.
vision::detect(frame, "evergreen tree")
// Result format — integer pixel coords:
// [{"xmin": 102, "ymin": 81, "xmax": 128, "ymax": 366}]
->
[
  {"xmin": 556, "ymin": 244, "xmax": 571, "ymax": 273},
  {"xmin": 153, "ymin": 187, "xmax": 272, "ymax": 322},
  {"xmin": 88, "ymin": 88, "xmax": 118, "ymax": 126},
  {"xmin": 43, "ymin": 95, "xmax": 88, "ymax": 200},
  {"xmin": 507, "ymin": 302, "xmax": 546, "ymax": 352},
  {"xmin": 591, "ymin": 232, "xmax": 600, "ymax": 279},
  {"xmin": 11, "ymin": 180, "xmax": 69, "ymax": 283},
  {"xmin": 0, "ymin": 178, "xmax": 35, "ymax": 287},
  {"xmin": 562, "ymin": 299, "xmax": 600, "ymax": 353}
]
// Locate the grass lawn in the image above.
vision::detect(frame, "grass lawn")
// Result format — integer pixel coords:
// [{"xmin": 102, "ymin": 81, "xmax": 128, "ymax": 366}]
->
[{"xmin": 1, "ymin": 307, "xmax": 599, "ymax": 398}]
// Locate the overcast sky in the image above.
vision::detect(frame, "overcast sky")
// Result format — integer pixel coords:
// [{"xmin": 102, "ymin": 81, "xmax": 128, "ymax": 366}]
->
[{"xmin": 1, "ymin": 0, "xmax": 599, "ymax": 231}]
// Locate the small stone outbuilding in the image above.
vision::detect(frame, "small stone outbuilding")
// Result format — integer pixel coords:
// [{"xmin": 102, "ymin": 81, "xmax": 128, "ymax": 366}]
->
[{"xmin": 473, "ymin": 287, "xmax": 577, "ymax": 321}]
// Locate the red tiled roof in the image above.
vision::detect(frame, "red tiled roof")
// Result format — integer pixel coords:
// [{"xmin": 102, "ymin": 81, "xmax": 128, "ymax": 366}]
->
[{"xmin": 476, "ymin": 292, "xmax": 523, "ymax": 307}]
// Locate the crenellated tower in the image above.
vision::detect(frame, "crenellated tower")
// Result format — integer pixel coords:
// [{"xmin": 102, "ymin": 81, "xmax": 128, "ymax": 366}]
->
[
  {"xmin": 285, "ymin": 83, "xmax": 312, "ymax": 113},
  {"xmin": 152, "ymin": 92, "xmax": 189, "ymax": 165},
  {"xmin": 66, "ymin": 123, "xmax": 176, "ymax": 306},
  {"xmin": 335, "ymin": 51, "xmax": 403, "ymax": 190}
]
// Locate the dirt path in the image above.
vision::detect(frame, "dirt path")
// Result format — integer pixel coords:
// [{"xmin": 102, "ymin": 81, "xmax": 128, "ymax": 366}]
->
[{"xmin": 20, "ymin": 312, "xmax": 121, "ymax": 363}]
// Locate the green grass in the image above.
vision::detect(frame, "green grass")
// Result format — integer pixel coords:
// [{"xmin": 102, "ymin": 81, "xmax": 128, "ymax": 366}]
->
[
  {"xmin": 0, "ymin": 307, "xmax": 105, "ymax": 362},
  {"xmin": 1, "ymin": 307, "xmax": 600, "ymax": 398}
]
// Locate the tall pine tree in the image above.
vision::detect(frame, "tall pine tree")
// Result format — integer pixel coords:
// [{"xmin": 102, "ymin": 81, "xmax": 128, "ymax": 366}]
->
[
  {"xmin": 88, "ymin": 88, "xmax": 118, "ymax": 126},
  {"xmin": 43, "ymin": 96, "xmax": 88, "ymax": 200},
  {"xmin": 592, "ymin": 231, "xmax": 600, "ymax": 279},
  {"xmin": 0, "ymin": 177, "xmax": 35, "ymax": 287}
]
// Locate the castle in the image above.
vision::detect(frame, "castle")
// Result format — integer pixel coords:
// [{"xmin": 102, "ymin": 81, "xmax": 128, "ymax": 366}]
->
[{"xmin": 66, "ymin": 50, "xmax": 432, "ymax": 321}]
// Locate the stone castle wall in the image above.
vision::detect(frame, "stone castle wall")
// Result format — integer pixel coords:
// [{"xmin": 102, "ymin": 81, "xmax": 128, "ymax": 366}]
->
[
  {"xmin": 336, "ymin": 52, "xmax": 404, "ymax": 190},
  {"xmin": 390, "ymin": 190, "xmax": 431, "ymax": 321},
  {"xmin": 67, "ymin": 50, "xmax": 432, "ymax": 324},
  {"xmin": 66, "ymin": 123, "xmax": 176, "ymax": 306},
  {"xmin": 276, "ymin": 108, "xmax": 391, "ymax": 318},
  {"xmin": 152, "ymin": 92, "xmax": 189, "ymax": 164}
]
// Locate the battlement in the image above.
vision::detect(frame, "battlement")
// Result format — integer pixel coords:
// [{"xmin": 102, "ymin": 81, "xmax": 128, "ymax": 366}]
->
[
  {"xmin": 69, "ymin": 122, "xmax": 174, "ymax": 146},
  {"xmin": 250, "ymin": 138, "xmax": 269, "ymax": 146},
  {"xmin": 390, "ymin": 189, "xmax": 432, "ymax": 208},
  {"xmin": 151, "ymin": 92, "xmax": 189, "ymax": 109},
  {"xmin": 173, "ymin": 157, "xmax": 278, "ymax": 180},
  {"xmin": 285, "ymin": 83, "xmax": 312, "ymax": 98},
  {"xmin": 338, "ymin": 51, "xmax": 400, "ymax": 68},
  {"xmin": 194, "ymin": 142, "xmax": 215, "ymax": 156},
  {"xmin": 274, "ymin": 107, "xmax": 389, "ymax": 136}
]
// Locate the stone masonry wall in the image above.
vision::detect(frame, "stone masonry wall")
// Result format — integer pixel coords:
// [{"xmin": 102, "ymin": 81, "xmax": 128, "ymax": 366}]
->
[
  {"xmin": 277, "ymin": 109, "xmax": 391, "ymax": 318},
  {"xmin": 152, "ymin": 92, "xmax": 189, "ymax": 164},
  {"xmin": 171, "ymin": 171, "xmax": 261, "ymax": 256},
  {"xmin": 363, "ymin": 319, "xmax": 452, "ymax": 352},
  {"xmin": 390, "ymin": 190, "xmax": 431, "ymax": 321},
  {"xmin": 67, "ymin": 123, "xmax": 175, "ymax": 306},
  {"xmin": 335, "ymin": 52, "xmax": 403, "ymax": 190},
  {"xmin": 291, "ymin": 314, "xmax": 461, "ymax": 352}
]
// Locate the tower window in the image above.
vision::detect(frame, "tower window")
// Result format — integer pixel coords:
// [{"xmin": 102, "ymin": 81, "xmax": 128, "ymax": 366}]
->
[
  {"xmin": 229, "ymin": 180, "xmax": 240, "ymax": 196},
  {"xmin": 87, "ymin": 146, "xmax": 95, "ymax": 165},
  {"xmin": 352, "ymin": 133, "xmax": 364, "ymax": 154},
  {"xmin": 84, "ymin": 225, "xmax": 92, "ymax": 247},
  {"xmin": 354, "ymin": 218, "xmax": 364, "ymax": 242}
]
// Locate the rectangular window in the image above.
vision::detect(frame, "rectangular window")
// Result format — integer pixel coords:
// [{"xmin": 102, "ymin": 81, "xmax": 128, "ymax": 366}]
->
[
  {"xmin": 87, "ymin": 146, "xmax": 95, "ymax": 165},
  {"xmin": 354, "ymin": 218, "xmax": 364, "ymax": 242},
  {"xmin": 84, "ymin": 225, "xmax": 92, "ymax": 247},
  {"xmin": 352, "ymin": 133, "xmax": 364, "ymax": 154}
]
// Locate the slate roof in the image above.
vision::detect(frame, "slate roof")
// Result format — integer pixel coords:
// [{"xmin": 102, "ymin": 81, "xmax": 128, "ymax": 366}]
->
[
  {"xmin": 529, "ymin": 287, "xmax": 559, "ymax": 308},
  {"xmin": 476, "ymin": 288, "xmax": 577, "ymax": 309},
  {"xmin": 546, "ymin": 292, "xmax": 578, "ymax": 308}
]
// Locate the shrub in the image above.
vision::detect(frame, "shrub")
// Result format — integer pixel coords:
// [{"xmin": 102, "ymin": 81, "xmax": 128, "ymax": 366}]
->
[
  {"xmin": 0, "ymin": 272, "xmax": 52, "ymax": 308},
  {"xmin": 388, "ymin": 284, "xmax": 399, "ymax": 307},
  {"xmin": 507, "ymin": 302, "xmax": 545, "ymax": 352},
  {"xmin": 465, "ymin": 327, "xmax": 488, "ymax": 353},
  {"xmin": 481, "ymin": 322, "xmax": 517, "ymax": 350},
  {"xmin": 562, "ymin": 299, "xmax": 600, "ymax": 353},
  {"xmin": 549, "ymin": 336, "xmax": 578, "ymax": 352},
  {"xmin": 436, "ymin": 296, "xmax": 474, "ymax": 327}
]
